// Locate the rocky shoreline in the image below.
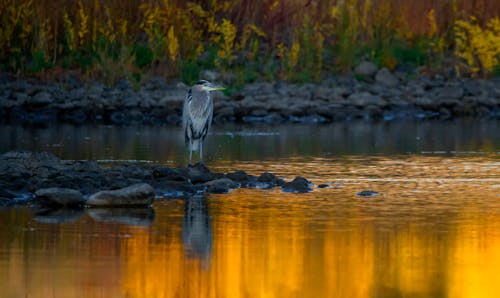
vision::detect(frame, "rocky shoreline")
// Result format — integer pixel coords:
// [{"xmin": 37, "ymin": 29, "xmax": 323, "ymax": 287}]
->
[
  {"xmin": 0, "ymin": 151, "xmax": 314, "ymax": 209},
  {"xmin": 1, "ymin": 65, "xmax": 500, "ymax": 125}
]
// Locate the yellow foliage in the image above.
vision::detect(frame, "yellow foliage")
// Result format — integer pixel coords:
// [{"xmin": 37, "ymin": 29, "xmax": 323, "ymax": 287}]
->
[
  {"xmin": 216, "ymin": 18, "xmax": 237, "ymax": 66},
  {"xmin": 167, "ymin": 26, "xmax": 179, "ymax": 62},
  {"xmin": 77, "ymin": 1, "xmax": 88, "ymax": 46},
  {"xmin": 455, "ymin": 17, "xmax": 500, "ymax": 75}
]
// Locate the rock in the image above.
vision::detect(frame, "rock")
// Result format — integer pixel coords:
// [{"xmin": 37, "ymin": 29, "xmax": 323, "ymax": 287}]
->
[
  {"xmin": 437, "ymin": 86, "xmax": 464, "ymax": 99},
  {"xmin": 317, "ymin": 184, "xmax": 329, "ymax": 188},
  {"xmin": 347, "ymin": 92, "xmax": 386, "ymax": 107},
  {"xmin": 375, "ymin": 68, "xmax": 399, "ymax": 87},
  {"xmin": 35, "ymin": 187, "xmax": 85, "ymax": 207},
  {"xmin": 256, "ymin": 172, "xmax": 285, "ymax": 188},
  {"xmin": 29, "ymin": 91, "xmax": 53, "ymax": 106},
  {"xmin": 204, "ymin": 178, "xmax": 239, "ymax": 193},
  {"xmin": 226, "ymin": 170, "xmax": 257, "ymax": 187},
  {"xmin": 282, "ymin": 177, "xmax": 313, "ymax": 193},
  {"xmin": 186, "ymin": 163, "xmax": 220, "ymax": 183},
  {"xmin": 86, "ymin": 183, "xmax": 155, "ymax": 207},
  {"xmin": 356, "ymin": 190, "xmax": 379, "ymax": 197},
  {"xmin": 355, "ymin": 61, "xmax": 378, "ymax": 78}
]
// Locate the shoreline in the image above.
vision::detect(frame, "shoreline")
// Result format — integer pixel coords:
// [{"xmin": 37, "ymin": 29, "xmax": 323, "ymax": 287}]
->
[{"xmin": 1, "ymin": 69, "xmax": 500, "ymax": 125}]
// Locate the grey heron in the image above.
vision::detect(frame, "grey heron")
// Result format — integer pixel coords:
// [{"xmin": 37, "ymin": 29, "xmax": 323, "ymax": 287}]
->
[{"xmin": 182, "ymin": 80, "xmax": 225, "ymax": 165}]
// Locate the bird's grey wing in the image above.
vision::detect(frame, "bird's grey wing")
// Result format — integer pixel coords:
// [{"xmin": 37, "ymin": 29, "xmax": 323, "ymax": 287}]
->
[{"xmin": 183, "ymin": 89, "xmax": 192, "ymax": 145}]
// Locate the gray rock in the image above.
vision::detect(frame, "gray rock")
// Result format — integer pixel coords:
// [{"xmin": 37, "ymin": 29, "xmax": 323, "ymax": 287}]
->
[
  {"xmin": 348, "ymin": 92, "xmax": 386, "ymax": 107},
  {"xmin": 86, "ymin": 183, "xmax": 154, "ymax": 207},
  {"xmin": 412, "ymin": 97, "xmax": 438, "ymax": 110},
  {"xmin": 35, "ymin": 187, "xmax": 85, "ymax": 206},
  {"xmin": 355, "ymin": 61, "xmax": 378, "ymax": 78},
  {"xmin": 437, "ymin": 86, "xmax": 464, "ymax": 99},
  {"xmin": 29, "ymin": 91, "xmax": 53, "ymax": 105},
  {"xmin": 375, "ymin": 68, "xmax": 399, "ymax": 87}
]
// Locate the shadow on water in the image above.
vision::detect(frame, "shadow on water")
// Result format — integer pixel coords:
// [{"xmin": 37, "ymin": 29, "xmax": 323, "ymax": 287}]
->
[{"xmin": 182, "ymin": 195, "xmax": 213, "ymax": 265}]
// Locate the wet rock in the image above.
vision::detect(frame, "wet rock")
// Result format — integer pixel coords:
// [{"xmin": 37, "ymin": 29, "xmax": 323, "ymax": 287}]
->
[
  {"xmin": 35, "ymin": 187, "xmax": 85, "ymax": 207},
  {"xmin": 375, "ymin": 68, "xmax": 399, "ymax": 87},
  {"xmin": 152, "ymin": 165, "xmax": 188, "ymax": 181},
  {"xmin": 317, "ymin": 184, "xmax": 329, "ymax": 188},
  {"xmin": 355, "ymin": 61, "xmax": 378, "ymax": 78},
  {"xmin": 282, "ymin": 177, "xmax": 313, "ymax": 193},
  {"xmin": 226, "ymin": 170, "xmax": 257, "ymax": 187},
  {"xmin": 87, "ymin": 207, "xmax": 155, "ymax": 226},
  {"xmin": 186, "ymin": 163, "xmax": 220, "ymax": 183},
  {"xmin": 356, "ymin": 190, "xmax": 379, "ymax": 197},
  {"xmin": 256, "ymin": 172, "xmax": 285, "ymax": 188},
  {"xmin": 204, "ymin": 178, "xmax": 239, "ymax": 194},
  {"xmin": 86, "ymin": 183, "xmax": 154, "ymax": 207}
]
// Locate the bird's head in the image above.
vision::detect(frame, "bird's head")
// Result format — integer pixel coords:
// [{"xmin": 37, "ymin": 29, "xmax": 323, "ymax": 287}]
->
[{"xmin": 194, "ymin": 80, "xmax": 225, "ymax": 92}]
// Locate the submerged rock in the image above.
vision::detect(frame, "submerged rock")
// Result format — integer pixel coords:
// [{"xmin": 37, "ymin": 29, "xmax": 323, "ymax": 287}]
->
[
  {"xmin": 87, "ymin": 183, "xmax": 155, "ymax": 207},
  {"xmin": 204, "ymin": 178, "xmax": 239, "ymax": 194}
]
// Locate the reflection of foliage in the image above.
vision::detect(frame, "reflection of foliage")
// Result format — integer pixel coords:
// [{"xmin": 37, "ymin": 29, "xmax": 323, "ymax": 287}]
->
[{"xmin": 1, "ymin": 0, "xmax": 500, "ymax": 81}]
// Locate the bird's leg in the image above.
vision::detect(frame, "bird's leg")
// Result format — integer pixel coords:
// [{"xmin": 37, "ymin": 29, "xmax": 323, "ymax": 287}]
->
[
  {"xmin": 199, "ymin": 142, "xmax": 203, "ymax": 164},
  {"xmin": 189, "ymin": 141, "xmax": 193, "ymax": 166}
]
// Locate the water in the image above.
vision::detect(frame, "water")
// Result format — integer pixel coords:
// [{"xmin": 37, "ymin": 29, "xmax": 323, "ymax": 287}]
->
[{"xmin": 0, "ymin": 120, "xmax": 499, "ymax": 298}]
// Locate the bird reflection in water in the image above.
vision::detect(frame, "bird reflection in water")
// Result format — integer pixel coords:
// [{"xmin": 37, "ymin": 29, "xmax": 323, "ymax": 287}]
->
[{"xmin": 182, "ymin": 195, "xmax": 213, "ymax": 267}]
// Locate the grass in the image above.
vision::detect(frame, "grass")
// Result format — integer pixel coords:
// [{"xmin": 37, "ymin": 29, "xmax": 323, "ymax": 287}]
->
[{"xmin": 0, "ymin": 0, "xmax": 499, "ymax": 84}]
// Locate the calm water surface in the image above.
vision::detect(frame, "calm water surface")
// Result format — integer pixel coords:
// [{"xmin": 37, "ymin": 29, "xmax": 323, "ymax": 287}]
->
[{"xmin": 0, "ymin": 120, "xmax": 499, "ymax": 298}]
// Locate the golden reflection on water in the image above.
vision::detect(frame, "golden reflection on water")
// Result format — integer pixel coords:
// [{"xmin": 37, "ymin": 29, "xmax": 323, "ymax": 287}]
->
[{"xmin": 1, "ymin": 156, "xmax": 499, "ymax": 298}]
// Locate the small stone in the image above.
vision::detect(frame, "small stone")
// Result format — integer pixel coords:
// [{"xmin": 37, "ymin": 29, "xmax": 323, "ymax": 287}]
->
[
  {"xmin": 348, "ymin": 92, "xmax": 386, "ymax": 107},
  {"xmin": 317, "ymin": 184, "xmax": 329, "ymax": 188},
  {"xmin": 437, "ymin": 86, "xmax": 464, "ymax": 99},
  {"xmin": 86, "ymin": 183, "xmax": 154, "ymax": 207},
  {"xmin": 35, "ymin": 187, "xmax": 85, "ymax": 206},
  {"xmin": 356, "ymin": 190, "xmax": 379, "ymax": 197}
]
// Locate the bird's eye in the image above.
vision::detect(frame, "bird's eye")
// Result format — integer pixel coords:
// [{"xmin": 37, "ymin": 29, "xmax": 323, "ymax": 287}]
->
[{"xmin": 196, "ymin": 80, "xmax": 208, "ymax": 85}]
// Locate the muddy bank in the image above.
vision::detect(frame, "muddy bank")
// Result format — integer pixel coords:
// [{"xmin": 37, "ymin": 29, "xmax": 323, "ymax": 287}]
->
[
  {"xmin": 1, "ymin": 68, "xmax": 499, "ymax": 125},
  {"xmin": 0, "ymin": 151, "xmax": 315, "ymax": 208}
]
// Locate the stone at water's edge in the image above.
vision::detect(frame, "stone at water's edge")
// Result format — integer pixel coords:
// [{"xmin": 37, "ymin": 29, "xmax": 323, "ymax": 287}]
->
[
  {"xmin": 35, "ymin": 187, "xmax": 85, "ymax": 207},
  {"xmin": 86, "ymin": 183, "xmax": 155, "ymax": 207}
]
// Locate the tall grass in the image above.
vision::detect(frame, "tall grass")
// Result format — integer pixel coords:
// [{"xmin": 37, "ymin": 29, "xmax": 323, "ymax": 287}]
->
[{"xmin": 1, "ymin": 0, "xmax": 499, "ymax": 83}]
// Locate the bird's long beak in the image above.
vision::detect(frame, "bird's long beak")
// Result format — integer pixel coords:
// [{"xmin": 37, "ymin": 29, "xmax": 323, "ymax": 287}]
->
[{"xmin": 205, "ymin": 84, "xmax": 225, "ymax": 91}]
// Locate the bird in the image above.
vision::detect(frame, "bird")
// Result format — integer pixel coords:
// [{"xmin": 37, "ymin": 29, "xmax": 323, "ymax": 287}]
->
[{"xmin": 182, "ymin": 80, "xmax": 225, "ymax": 166}]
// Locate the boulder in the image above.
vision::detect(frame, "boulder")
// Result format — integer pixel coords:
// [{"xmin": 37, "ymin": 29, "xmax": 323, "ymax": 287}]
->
[
  {"xmin": 86, "ymin": 183, "xmax": 155, "ymax": 207},
  {"xmin": 355, "ymin": 61, "xmax": 378, "ymax": 78},
  {"xmin": 204, "ymin": 178, "xmax": 239, "ymax": 193},
  {"xmin": 35, "ymin": 187, "xmax": 85, "ymax": 207},
  {"xmin": 348, "ymin": 92, "xmax": 386, "ymax": 107},
  {"xmin": 282, "ymin": 177, "xmax": 313, "ymax": 193},
  {"xmin": 375, "ymin": 68, "xmax": 399, "ymax": 87}
]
